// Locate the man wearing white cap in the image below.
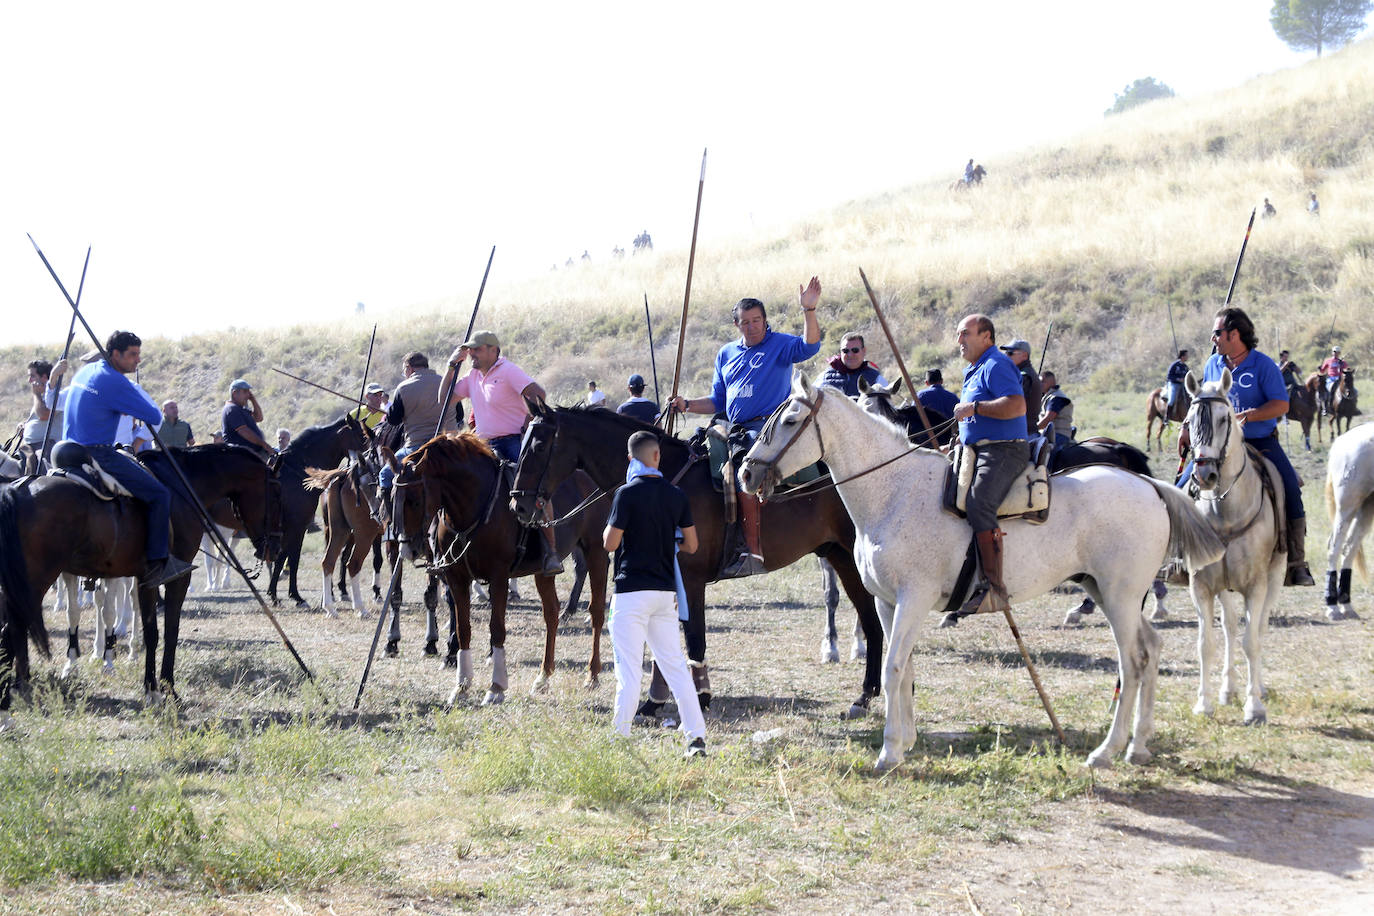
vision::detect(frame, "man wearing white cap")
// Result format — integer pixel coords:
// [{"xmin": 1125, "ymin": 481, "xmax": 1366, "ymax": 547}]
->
[
  {"xmin": 348, "ymin": 382, "xmax": 389, "ymax": 432},
  {"xmin": 221, "ymin": 378, "xmax": 274, "ymax": 455},
  {"xmin": 998, "ymin": 338, "xmax": 1043, "ymax": 437},
  {"xmin": 1318, "ymin": 346, "xmax": 1348, "ymax": 417},
  {"xmin": 439, "ymin": 330, "xmax": 561, "ymax": 574}
]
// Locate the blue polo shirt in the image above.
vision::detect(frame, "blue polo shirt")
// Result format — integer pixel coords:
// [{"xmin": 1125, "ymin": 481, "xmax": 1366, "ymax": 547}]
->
[
  {"xmin": 960, "ymin": 346, "xmax": 1026, "ymax": 444},
  {"xmin": 709, "ymin": 328, "xmax": 821, "ymax": 423},
  {"xmin": 1203, "ymin": 349, "xmax": 1287, "ymax": 439},
  {"xmin": 917, "ymin": 384, "xmax": 959, "ymax": 418},
  {"xmin": 62, "ymin": 360, "xmax": 162, "ymax": 446}
]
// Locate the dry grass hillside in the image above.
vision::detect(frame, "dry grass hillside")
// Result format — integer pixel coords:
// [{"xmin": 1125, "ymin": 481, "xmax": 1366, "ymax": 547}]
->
[{"xmin": 5, "ymin": 39, "xmax": 1374, "ymax": 438}]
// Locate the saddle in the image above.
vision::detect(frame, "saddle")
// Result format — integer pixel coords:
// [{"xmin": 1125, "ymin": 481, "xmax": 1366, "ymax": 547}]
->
[
  {"xmin": 942, "ymin": 438, "xmax": 1051, "ymax": 523},
  {"xmin": 47, "ymin": 441, "xmax": 134, "ymax": 501}
]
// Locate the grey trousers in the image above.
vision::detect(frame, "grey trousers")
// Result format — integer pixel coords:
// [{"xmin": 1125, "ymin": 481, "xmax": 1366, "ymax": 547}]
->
[{"xmin": 966, "ymin": 440, "xmax": 1025, "ymax": 532}]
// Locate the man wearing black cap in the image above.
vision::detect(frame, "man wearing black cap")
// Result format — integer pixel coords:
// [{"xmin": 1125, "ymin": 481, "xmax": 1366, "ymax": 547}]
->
[
  {"xmin": 222, "ymin": 378, "xmax": 274, "ymax": 455},
  {"xmin": 617, "ymin": 374, "xmax": 659, "ymax": 425},
  {"xmin": 999, "ymin": 339, "xmax": 1042, "ymax": 437}
]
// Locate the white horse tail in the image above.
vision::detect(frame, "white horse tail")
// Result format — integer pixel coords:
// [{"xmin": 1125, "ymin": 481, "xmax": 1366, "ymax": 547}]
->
[{"xmin": 1144, "ymin": 478, "xmax": 1225, "ymax": 571}]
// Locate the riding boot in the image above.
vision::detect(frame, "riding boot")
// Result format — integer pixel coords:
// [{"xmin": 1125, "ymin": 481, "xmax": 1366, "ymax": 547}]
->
[
  {"xmin": 721, "ymin": 492, "xmax": 766, "ymax": 578},
  {"xmin": 539, "ymin": 502, "xmax": 564, "ymax": 576},
  {"xmin": 141, "ymin": 556, "xmax": 196, "ymax": 589},
  {"xmin": 1284, "ymin": 517, "xmax": 1316, "ymax": 586},
  {"xmin": 956, "ymin": 529, "xmax": 1010, "ymax": 618}
]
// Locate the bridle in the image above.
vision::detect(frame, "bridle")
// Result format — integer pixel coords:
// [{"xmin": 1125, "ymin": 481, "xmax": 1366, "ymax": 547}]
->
[
  {"xmin": 1185, "ymin": 391, "xmax": 1247, "ymax": 501},
  {"xmin": 508, "ymin": 415, "xmax": 617, "ymax": 528}
]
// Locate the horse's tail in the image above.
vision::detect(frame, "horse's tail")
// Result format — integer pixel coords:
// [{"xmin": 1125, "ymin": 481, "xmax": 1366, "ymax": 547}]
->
[
  {"xmin": 1327, "ymin": 467, "xmax": 1370, "ymax": 583},
  {"xmin": 1144, "ymin": 478, "xmax": 1225, "ymax": 572},
  {"xmin": 0, "ymin": 484, "xmax": 50, "ymax": 658},
  {"xmin": 303, "ymin": 465, "xmax": 350, "ymax": 491}
]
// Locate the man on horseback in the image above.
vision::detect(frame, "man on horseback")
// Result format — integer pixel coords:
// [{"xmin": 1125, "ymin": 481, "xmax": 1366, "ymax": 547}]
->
[
  {"xmin": 1165, "ymin": 349, "xmax": 1190, "ymax": 419},
  {"xmin": 1319, "ymin": 346, "xmax": 1347, "ymax": 416},
  {"xmin": 61, "ymin": 330, "xmax": 194, "ymax": 588},
  {"xmin": 816, "ymin": 333, "xmax": 886, "ymax": 397},
  {"xmin": 439, "ymin": 330, "xmax": 562, "ymax": 576},
  {"xmin": 1277, "ymin": 350, "xmax": 1302, "ymax": 390},
  {"xmin": 222, "ymin": 379, "xmax": 276, "ymax": 457},
  {"xmin": 1000, "ymin": 339, "xmax": 1042, "ymax": 437},
  {"xmin": 917, "ymin": 368, "xmax": 959, "ymax": 418},
  {"xmin": 1200, "ymin": 308, "xmax": 1315, "ymax": 586},
  {"xmin": 616, "ymin": 374, "xmax": 659, "ymax": 424},
  {"xmin": 948, "ymin": 314, "xmax": 1026, "ymax": 625},
  {"xmin": 1036, "ymin": 370, "xmax": 1074, "ymax": 454},
  {"xmin": 348, "ymin": 383, "xmax": 388, "ymax": 432},
  {"xmin": 668, "ymin": 278, "xmax": 823, "ymax": 577},
  {"xmin": 18, "ymin": 357, "xmax": 69, "ymax": 469}
]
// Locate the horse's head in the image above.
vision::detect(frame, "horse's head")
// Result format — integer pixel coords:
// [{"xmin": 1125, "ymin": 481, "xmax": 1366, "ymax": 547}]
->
[
  {"xmin": 856, "ymin": 376, "xmax": 903, "ymax": 427},
  {"xmin": 740, "ymin": 375, "xmax": 827, "ymax": 500},
  {"xmin": 391, "ymin": 448, "xmax": 434, "ymax": 566},
  {"xmin": 1184, "ymin": 368, "xmax": 1237, "ymax": 490},
  {"xmin": 511, "ymin": 402, "xmax": 590, "ymax": 526}
]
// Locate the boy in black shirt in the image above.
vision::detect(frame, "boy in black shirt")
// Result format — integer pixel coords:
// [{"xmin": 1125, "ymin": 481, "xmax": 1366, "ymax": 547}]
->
[{"xmin": 603, "ymin": 430, "xmax": 707, "ymax": 756}]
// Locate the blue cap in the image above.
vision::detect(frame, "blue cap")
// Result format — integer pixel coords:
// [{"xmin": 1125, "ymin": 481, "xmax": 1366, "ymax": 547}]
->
[
  {"xmin": 230, "ymin": 379, "xmax": 252, "ymax": 391},
  {"xmin": 628, "ymin": 374, "xmax": 646, "ymax": 388}
]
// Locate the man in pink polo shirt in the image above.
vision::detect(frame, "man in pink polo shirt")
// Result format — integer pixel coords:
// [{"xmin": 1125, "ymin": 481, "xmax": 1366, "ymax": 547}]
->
[{"xmin": 439, "ymin": 330, "xmax": 561, "ymax": 575}]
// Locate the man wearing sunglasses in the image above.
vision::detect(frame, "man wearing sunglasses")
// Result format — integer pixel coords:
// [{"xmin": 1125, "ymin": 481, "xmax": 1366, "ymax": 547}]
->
[
  {"xmin": 817, "ymin": 333, "xmax": 887, "ymax": 397},
  {"xmin": 1188, "ymin": 308, "xmax": 1314, "ymax": 587}
]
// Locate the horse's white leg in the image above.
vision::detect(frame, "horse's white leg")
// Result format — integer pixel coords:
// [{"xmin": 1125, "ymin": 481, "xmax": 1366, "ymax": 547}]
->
[
  {"xmin": 1087, "ymin": 582, "xmax": 1147, "ymax": 767},
  {"xmin": 1192, "ymin": 584, "xmax": 1218, "ymax": 717},
  {"xmin": 321, "ymin": 571, "xmax": 338, "ymax": 618},
  {"xmin": 1149, "ymin": 578, "xmax": 1168, "ymax": 622},
  {"xmin": 62, "ymin": 574, "xmax": 83, "ymax": 679},
  {"xmin": 484, "ymin": 646, "xmax": 508, "ymax": 706},
  {"xmin": 1336, "ymin": 507, "xmax": 1373, "ymax": 620},
  {"xmin": 1216, "ymin": 590, "xmax": 1244, "ymax": 708},
  {"xmin": 819, "ymin": 557, "xmax": 840, "ymax": 664},
  {"xmin": 1243, "ymin": 565, "xmax": 1283, "ymax": 725},
  {"xmin": 119, "ymin": 579, "xmax": 139, "ymax": 657},
  {"xmin": 851, "ymin": 616, "xmax": 866, "ymax": 661},
  {"xmin": 1125, "ymin": 617, "xmax": 1162, "ymax": 765},
  {"xmin": 348, "ymin": 574, "xmax": 370, "ymax": 619},
  {"xmin": 875, "ymin": 598, "xmax": 925, "ymax": 772}
]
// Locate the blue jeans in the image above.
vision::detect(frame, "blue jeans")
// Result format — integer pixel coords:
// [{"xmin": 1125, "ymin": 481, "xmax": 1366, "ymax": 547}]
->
[
  {"xmin": 379, "ymin": 445, "xmax": 413, "ymax": 491},
  {"xmin": 490, "ymin": 435, "xmax": 521, "ymax": 464},
  {"xmin": 88, "ymin": 445, "xmax": 171, "ymax": 561},
  {"xmin": 1177, "ymin": 433, "xmax": 1304, "ymax": 520}
]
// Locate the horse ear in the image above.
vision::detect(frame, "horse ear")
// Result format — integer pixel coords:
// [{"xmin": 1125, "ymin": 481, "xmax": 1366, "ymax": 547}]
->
[
  {"xmin": 1184, "ymin": 371, "xmax": 1200, "ymax": 397},
  {"xmin": 379, "ymin": 445, "xmax": 399, "ymax": 473},
  {"xmin": 892, "ymin": 376, "xmax": 904, "ymax": 397},
  {"xmin": 857, "ymin": 377, "xmax": 871, "ymax": 395},
  {"xmin": 797, "ymin": 373, "xmax": 815, "ymax": 396},
  {"xmin": 1220, "ymin": 367, "xmax": 1233, "ymax": 393},
  {"xmin": 526, "ymin": 395, "xmax": 548, "ymax": 418}
]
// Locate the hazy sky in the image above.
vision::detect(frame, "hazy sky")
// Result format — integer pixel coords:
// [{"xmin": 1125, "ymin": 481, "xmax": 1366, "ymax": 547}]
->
[{"xmin": 2, "ymin": 1, "xmax": 1319, "ymax": 346}]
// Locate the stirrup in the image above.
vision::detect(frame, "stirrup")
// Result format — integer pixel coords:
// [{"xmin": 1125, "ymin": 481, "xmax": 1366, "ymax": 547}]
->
[
  {"xmin": 721, "ymin": 552, "xmax": 765, "ymax": 579},
  {"xmin": 958, "ymin": 581, "xmax": 1008, "ymax": 617}
]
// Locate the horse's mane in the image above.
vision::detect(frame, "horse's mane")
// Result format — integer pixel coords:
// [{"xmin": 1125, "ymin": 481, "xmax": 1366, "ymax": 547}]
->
[
  {"xmin": 281, "ymin": 416, "xmax": 347, "ymax": 455},
  {"xmin": 556, "ymin": 404, "xmax": 687, "ymax": 451},
  {"xmin": 139, "ymin": 442, "xmax": 257, "ymax": 472},
  {"xmin": 407, "ymin": 430, "xmax": 496, "ymax": 472}
]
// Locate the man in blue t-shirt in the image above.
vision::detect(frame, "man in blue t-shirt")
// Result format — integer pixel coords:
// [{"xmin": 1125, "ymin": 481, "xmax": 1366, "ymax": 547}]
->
[
  {"xmin": 917, "ymin": 368, "xmax": 959, "ymax": 419},
  {"xmin": 1189, "ymin": 307, "xmax": 1313, "ymax": 587},
  {"xmin": 61, "ymin": 330, "xmax": 194, "ymax": 587},
  {"xmin": 668, "ymin": 277, "xmax": 823, "ymax": 577},
  {"xmin": 221, "ymin": 379, "xmax": 275, "ymax": 457},
  {"xmin": 946, "ymin": 314, "xmax": 1027, "ymax": 625},
  {"xmin": 603, "ymin": 430, "xmax": 706, "ymax": 756},
  {"xmin": 1165, "ymin": 350, "xmax": 1190, "ymax": 418}
]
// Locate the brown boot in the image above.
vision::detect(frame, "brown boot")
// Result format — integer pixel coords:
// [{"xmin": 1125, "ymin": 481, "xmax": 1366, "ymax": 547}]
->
[
  {"xmin": 958, "ymin": 529, "xmax": 1010, "ymax": 617},
  {"xmin": 1285, "ymin": 517, "xmax": 1315, "ymax": 587},
  {"xmin": 722, "ymin": 492, "xmax": 766, "ymax": 578},
  {"xmin": 540, "ymin": 512, "xmax": 564, "ymax": 576}
]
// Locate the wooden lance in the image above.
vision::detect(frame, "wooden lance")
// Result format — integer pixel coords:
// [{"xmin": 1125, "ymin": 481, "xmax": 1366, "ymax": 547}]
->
[{"xmin": 666, "ymin": 148, "xmax": 706, "ymax": 438}]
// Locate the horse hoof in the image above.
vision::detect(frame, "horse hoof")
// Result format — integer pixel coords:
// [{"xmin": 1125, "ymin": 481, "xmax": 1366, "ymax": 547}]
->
[
  {"xmin": 850, "ymin": 641, "xmax": 866, "ymax": 661},
  {"xmin": 384, "ymin": 641, "xmax": 399, "ymax": 658},
  {"xmin": 324, "ymin": 607, "xmax": 339, "ymax": 619},
  {"xmin": 582, "ymin": 674, "xmax": 599, "ymax": 691},
  {"xmin": 1192, "ymin": 701, "xmax": 1213, "ymax": 717},
  {"xmin": 820, "ymin": 639, "xmax": 839, "ymax": 665},
  {"xmin": 874, "ymin": 749, "xmax": 903, "ymax": 772},
  {"xmin": 482, "ymin": 689, "xmax": 505, "ymax": 707},
  {"xmin": 446, "ymin": 688, "xmax": 461, "ymax": 706},
  {"xmin": 1062, "ymin": 611, "xmax": 1084, "ymax": 626},
  {"xmin": 1244, "ymin": 710, "xmax": 1267, "ymax": 726},
  {"xmin": 1326, "ymin": 607, "xmax": 1343, "ymax": 622},
  {"xmin": 294, "ymin": 598, "xmax": 310, "ymax": 609},
  {"xmin": 144, "ymin": 690, "xmax": 165, "ymax": 708},
  {"xmin": 443, "ymin": 655, "xmax": 458, "ymax": 669},
  {"xmin": 840, "ymin": 701, "xmax": 869, "ymax": 721},
  {"xmin": 1149, "ymin": 606, "xmax": 1168, "ymax": 622},
  {"xmin": 1126, "ymin": 745, "xmax": 1152, "ymax": 766},
  {"xmin": 61, "ymin": 661, "xmax": 78, "ymax": 680},
  {"xmin": 530, "ymin": 674, "xmax": 550, "ymax": 695},
  {"xmin": 357, "ymin": 607, "xmax": 372, "ymax": 620},
  {"xmin": 1085, "ymin": 752, "xmax": 1114, "ymax": 770},
  {"xmin": 102, "ymin": 661, "xmax": 115, "ymax": 676},
  {"xmin": 1340, "ymin": 606, "xmax": 1360, "ymax": 620},
  {"xmin": 423, "ymin": 640, "xmax": 439, "ymax": 657}
]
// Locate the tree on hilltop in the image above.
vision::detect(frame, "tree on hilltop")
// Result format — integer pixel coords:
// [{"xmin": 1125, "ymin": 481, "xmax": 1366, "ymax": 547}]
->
[
  {"xmin": 1270, "ymin": 0, "xmax": 1371, "ymax": 57},
  {"xmin": 1105, "ymin": 77, "xmax": 1176, "ymax": 116}
]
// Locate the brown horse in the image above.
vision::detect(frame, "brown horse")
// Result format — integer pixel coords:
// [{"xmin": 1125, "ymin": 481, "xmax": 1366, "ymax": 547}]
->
[
  {"xmin": 511, "ymin": 404, "xmax": 885, "ymax": 720},
  {"xmin": 0, "ymin": 444, "xmax": 281, "ymax": 713},
  {"xmin": 389, "ymin": 432, "xmax": 610, "ymax": 703},
  {"xmin": 1145, "ymin": 387, "xmax": 1189, "ymax": 452},
  {"xmin": 1331, "ymin": 368, "xmax": 1360, "ymax": 437},
  {"xmin": 305, "ymin": 464, "xmax": 383, "ymax": 618}
]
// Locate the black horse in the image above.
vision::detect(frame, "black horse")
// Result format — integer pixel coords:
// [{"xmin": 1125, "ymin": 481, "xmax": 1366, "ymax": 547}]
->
[
  {"xmin": 0, "ymin": 444, "xmax": 281, "ymax": 712},
  {"xmin": 267, "ymin": 415, "xmax": 371, "ymax": 607},
  {"xmin": 511, "ymin": 404, "xmax": 885, "ymax": 719}
]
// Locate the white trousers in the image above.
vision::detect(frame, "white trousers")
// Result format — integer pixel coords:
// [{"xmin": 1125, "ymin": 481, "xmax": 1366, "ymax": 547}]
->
[{"xmin": 610, "ymin": 589, "xmax": 706, "ymax": 739}]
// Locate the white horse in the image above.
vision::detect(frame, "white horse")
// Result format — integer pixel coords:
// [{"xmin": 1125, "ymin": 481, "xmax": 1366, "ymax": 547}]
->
[
  {"xmin": 1323, "ymin": 421, "xmax": 1374, "ymax": 621},
  {"xmin": 59, "ymin": 573, "xmax": 138, "ymax": 677},
  {"xmin": 1182, "ymin": 370, "xmax": 1286, "ymax": 724},
  {"xmin": 740, "ymin": 375, "xmax": 1224, "ymax": 772}
]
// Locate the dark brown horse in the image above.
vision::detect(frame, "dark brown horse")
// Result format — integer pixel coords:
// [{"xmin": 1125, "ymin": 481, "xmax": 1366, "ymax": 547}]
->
[
  {"xmin": 389, "ymin": 432, "xmax": 610, "ymax": 702},
  {"xmin": 1286, "ymin": 381, "xmax": 1316, "ymax": 450},
  {"xmin": 1330, "ymin": 368, "xmax": 1360, "ymax": 437},
  {"xmin": 511, "ymin": 404, "xmax": 885, "ymax": 719},
  {"xmin": 0, "ymin": 444, "xmax": 281, "ymax": 713}
]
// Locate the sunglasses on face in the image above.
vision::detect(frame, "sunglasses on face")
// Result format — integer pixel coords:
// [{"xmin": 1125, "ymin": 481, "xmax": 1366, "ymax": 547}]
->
[
  {"xmin": 1211, "ymin": 328, "xmax": 1228, "ymax": 339},
  {"xmin": 841, "ymin": 347, "xmax": 863, "ymax": 354}
]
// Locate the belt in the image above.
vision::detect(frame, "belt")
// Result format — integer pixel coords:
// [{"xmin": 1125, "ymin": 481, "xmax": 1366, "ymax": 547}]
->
[{"xmin": 490, "ymin": 434, "xmax": 521, "ymax": 442}]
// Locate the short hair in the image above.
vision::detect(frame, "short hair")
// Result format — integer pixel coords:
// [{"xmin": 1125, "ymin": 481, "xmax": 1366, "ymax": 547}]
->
[
  {"xmin": 106, "ymin": 330, "xmax": 141, "ymax": 354},
  {"xmin": 627, "ymin": 430, "xmax": 659, "ymax": 461},
  {"xmin": 162, "ymin": 399, "xmax": 177, "ymax": 409},
  {"xmin": 276, "ymin": 428, "xmax": 291, "ymax": 439},
  {"xmin": 588, "ymin": 381, "xmax": 597, "ymax": 388},
  {"xmin": 842, "ymin": 333, "xmax": 865, "ymax": 348},
  {"xmin": 924, "ymin": 368, "xmax": 943, "ymax": 385},
  {"xmin": 404, "ymin": 351, "xmax": 429, "ymax": 369},
  {"xmin": 732, "ymin": 297, "xmax": 767, "ymax": 324},
  {"xmin": 965, "ymin": 314, "xmax": 995, "ymax": 343},
  {"xmin": 1041, "ymin": 370, "xmax": 1057, "ymax": 384},
  {"xmin": 27, "ymin": 359, "xmax": 53, "ymax": 379},
  {"xmin": 1279, "ymin": 349, "xmax": 1290, "ymax": 357},
  {"xmin": 1179, "ymin": 349, "xmax": 1189, "ymax": 359},
  {"xmin": 1214, "ymin": 307, "xmax": 1258, "ymax": 351}
]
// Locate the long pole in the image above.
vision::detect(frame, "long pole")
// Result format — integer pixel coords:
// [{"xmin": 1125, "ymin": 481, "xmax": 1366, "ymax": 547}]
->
[
  {"xmin": 666, "ymin": 148, "xmax": 707, "ymax": 438},
  {"xmin": 27, "ymin": 235, "xmax": 316, "ymax": 687},
  {"xmin": 644, "ymin": 293, "xmax": 661, "ymax": 405},
  {"xmin": 1164, "ymin": 300, "xmax": 1179, "ymax": 357},
  {"xmin": 1224, "ymin": 208, "xmax": 1257, "ymax": 307},
  {"xmin": 37, "ymin": 247, "xmax": 91, "ymax": 462},
  {"xmin": 355, "ymin": 324, "xmax": 378, "ymax": 413},
  {"xmin": 271, "ymin": 367, "xmax": 366, "ymax": 405},
  {"xmin": 858, "ymin": 268, "xmax": 935, "ymax": 443},
  {"xmin": 1037, "ymin": 321, "xmax": 1054, "ymax": 376},
  {"xmin": 435, "ymin": 245, "xmax": 496, "ymax": 439}
]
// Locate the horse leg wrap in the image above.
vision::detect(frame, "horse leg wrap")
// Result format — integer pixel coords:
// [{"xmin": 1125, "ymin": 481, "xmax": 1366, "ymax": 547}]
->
[
  {"xmin": 1326, "ymin": 570, "xmax": 1340, "ymax": 606},
  {"xmin": 690, "ymin": 661, "xmax": 712, "ymax": 703},
  {"xmin": 66, "ymin": 628, "xmax": 79, "ymax": 661},
  {"xmin": 1339, "ymin": 568, "xmax": 1353, "ymax": 605},
  {"xmin": 457, "ymin": 649, "xmax": 474, "ymax": 690},
  {"xmin": 647, "ymin": 662, "xmax": 671, "ymax": 704},
  {"xmin": 490, "ymin": 647, "xmax": 508, "ymax": 692}
]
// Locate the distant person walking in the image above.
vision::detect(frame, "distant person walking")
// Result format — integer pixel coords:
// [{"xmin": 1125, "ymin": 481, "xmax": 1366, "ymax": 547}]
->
[
  {"xmin": 603, "ymin": 430, "xmax": 706, "ymax": 757},
  {"xmin": 1308, "ymin": 192, "xmax": 1320, "ymax": 216},
  {"xmin": 1262, "ymin": 197, "xmax": 1277, "ymax": 218}
]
